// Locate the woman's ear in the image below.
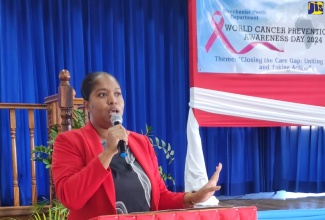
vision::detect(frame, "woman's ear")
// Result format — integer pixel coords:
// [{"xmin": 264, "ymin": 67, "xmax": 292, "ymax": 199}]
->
[
  {"xmin": 84, "ymin": 100, "xmax": 89, "ymax": 110},
  {"xmin": 83, "ymin": 100, "xmax": 90, "ymax": 121}
]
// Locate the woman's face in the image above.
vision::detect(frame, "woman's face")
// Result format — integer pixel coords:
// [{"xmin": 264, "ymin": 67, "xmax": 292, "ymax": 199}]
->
[{"xmin": 85, "ymin": 74, "xmax": 124, "ymax": 129}]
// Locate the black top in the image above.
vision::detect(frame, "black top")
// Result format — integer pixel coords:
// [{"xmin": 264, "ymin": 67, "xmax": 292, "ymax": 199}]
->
[{"xmin": 102, "ymin": 141, "xmax": 151, "ymax": 214}]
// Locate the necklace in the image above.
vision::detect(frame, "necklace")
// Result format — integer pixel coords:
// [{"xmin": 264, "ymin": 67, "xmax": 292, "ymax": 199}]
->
[{"xmin": 101, "ymin": 140, "xmax": 107, "ymax": 148}]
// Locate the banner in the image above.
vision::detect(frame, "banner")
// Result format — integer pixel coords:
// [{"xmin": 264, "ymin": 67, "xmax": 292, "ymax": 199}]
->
[
  {"xmin": 185, "ymin": 0, "xmax": 325, "ymax": 198},
  {"xmin": 185, "ymin": 0, "xmax": 325, "ymax": 199},
  {"xmin": 197, "ymin": 0, "xmax": 325, "ymax": 74},
  {"xmin": 188, "ymin": 0, "xmax": 325, "ymax": 127}
]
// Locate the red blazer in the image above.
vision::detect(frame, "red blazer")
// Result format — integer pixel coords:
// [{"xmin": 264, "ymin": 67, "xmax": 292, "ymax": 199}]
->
[{"xmin": 52, "ymin": 122, "xmax": 185, "ymax": 220}]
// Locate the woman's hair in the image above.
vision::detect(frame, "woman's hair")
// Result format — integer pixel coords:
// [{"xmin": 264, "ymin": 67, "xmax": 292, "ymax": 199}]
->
[{"xmin": 81, "ymin": 72, "xmax": 117, "ymax": 101}]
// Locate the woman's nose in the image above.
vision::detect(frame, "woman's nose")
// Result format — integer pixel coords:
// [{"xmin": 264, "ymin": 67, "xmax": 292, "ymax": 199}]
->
[{"xmin": 108, "ymin": 94, "xmax": 117, "ymax": 105}]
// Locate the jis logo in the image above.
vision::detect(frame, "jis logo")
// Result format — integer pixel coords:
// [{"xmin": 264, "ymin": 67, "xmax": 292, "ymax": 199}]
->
[{"xmin": 308, "ymin": 1, "xmax": 324, "ymax": 14}]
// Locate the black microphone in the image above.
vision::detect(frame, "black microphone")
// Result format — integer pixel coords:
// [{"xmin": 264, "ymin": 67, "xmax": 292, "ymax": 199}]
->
[{"xmin": 110, "ymin": 114, "xmax": 127, "ymax": 158}]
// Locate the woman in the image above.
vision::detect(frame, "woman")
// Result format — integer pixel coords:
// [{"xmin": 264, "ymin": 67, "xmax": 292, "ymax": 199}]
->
[{"xmin": 52, "ymin": 72, "xmax": 222, "ymax": 220}]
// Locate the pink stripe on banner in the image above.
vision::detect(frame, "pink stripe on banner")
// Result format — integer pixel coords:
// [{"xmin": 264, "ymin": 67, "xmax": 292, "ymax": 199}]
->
[{"xmin": 205, "ymin": 11, "xmax": 284, "ymax": 54}]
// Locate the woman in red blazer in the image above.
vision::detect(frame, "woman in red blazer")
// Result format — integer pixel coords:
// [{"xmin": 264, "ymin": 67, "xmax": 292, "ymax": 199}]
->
[{"xmin": 52, "ymin": 72, "xmax": 222, "ymax": 220}]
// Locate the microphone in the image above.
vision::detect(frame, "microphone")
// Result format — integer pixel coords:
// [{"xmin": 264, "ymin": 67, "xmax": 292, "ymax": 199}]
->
[{"xmin": 110, "ymin": 114, "xmax": 127, "ymax": 158}]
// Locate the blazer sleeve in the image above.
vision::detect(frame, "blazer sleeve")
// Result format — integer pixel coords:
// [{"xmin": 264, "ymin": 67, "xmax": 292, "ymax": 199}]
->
[{"xmin": 52, "ymin": 131, "xmax": 110, "ymax": 210}]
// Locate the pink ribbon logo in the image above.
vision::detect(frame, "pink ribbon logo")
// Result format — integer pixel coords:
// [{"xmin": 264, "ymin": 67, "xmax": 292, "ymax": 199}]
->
[{"xmin": 205, "ymin": 11, "xmax": 284, "ymax": 54}]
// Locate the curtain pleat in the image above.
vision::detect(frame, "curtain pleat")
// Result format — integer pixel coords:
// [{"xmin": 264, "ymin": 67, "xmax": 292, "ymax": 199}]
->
[{"xmin": 0, "ymin": 0, "xmax": 324, "ymax": 206}]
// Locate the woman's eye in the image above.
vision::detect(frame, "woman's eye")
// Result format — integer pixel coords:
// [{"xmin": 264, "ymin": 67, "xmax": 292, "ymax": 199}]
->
[
  {"xmin": 99, "ymin": 93, "xmax": 107, "ymax": 97},
  {"xmin": 115, "ymin": 92, "xmax": 121, "ymax": 97}
]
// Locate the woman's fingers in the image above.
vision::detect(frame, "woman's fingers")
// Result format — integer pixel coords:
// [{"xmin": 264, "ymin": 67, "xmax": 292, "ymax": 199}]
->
[
  {"xmin": 210, "ymin": 163, "xmax": 222, "ymax": 183},
  {"xmin": 193, "ymin": 163, "xmax": 223, "ymax": 204},
  {"xmin": 209, "ymin": 185, "xmax": 221, "ymax": 192}
]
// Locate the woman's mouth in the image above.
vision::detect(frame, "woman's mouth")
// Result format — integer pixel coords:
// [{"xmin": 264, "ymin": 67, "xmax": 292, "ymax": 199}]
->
[{"xmin": 109, "ymin": 109, "xmax": 119, "ymax": 116}]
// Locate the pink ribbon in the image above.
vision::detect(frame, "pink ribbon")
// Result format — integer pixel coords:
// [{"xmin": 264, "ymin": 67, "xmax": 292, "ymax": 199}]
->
[{"xmin": 205, "ymin": 11, "xmax": 284, "ymax": 54}]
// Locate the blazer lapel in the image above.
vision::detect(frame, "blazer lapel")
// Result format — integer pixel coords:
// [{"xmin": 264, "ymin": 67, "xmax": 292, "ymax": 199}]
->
[
  {"xmin": 81, "ymin": 123, "xmax": 117, "ymax": 210},
  {"xmin": 82, "ymin": 123, "xmax": 104, "ymax": 158}
]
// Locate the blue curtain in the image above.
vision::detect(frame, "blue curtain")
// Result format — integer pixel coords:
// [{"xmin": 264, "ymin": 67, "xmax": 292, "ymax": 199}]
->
[
  {"xmin": 201, "ymin": 126, "xmax": 325, "ymax": 196},
  {"xmin": 0, "ymin": 0, "xmax": 324, "ymax": 206}
]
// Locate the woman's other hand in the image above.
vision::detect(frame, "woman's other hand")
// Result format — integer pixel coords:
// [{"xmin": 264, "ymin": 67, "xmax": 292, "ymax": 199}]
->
[{"xmin": 184, "ymin": 163, "xmax": 222, "ymax": 208}]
